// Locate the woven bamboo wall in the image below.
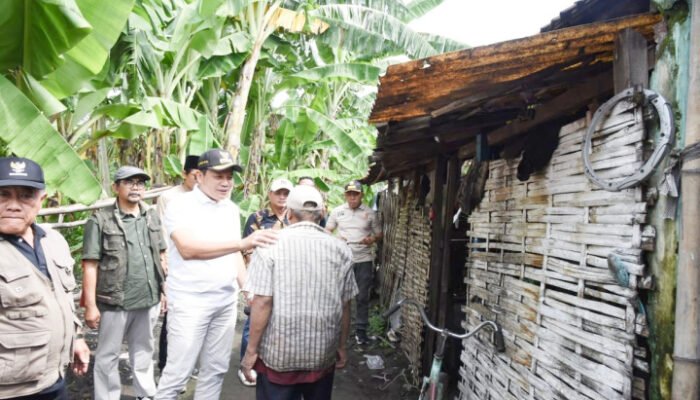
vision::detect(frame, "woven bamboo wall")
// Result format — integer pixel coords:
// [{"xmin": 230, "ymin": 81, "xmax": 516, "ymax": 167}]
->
[
  {"xmin": 458, "ymin": 104, "xmax": 651, "ymax": 400},
  {"xmin": 377, "ymin": 189, "xmax": 433, "ymax": 381}
]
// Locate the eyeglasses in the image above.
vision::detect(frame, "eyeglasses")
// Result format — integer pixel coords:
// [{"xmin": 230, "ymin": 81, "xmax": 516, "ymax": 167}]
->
[{"xmin": 121, "ymin": 179, "xmax": 147, "ymax": 189}]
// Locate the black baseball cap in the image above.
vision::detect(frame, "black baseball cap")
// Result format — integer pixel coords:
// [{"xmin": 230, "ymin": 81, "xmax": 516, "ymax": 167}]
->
[
  {"xmin": 198, "ymin": 149, "xmax": 243, "ymax": 172},
  {"xmin": 183, "ymin": 155, "xmax": 199, "ymax": 171},
  {"xmin": 114, "ymin": 166, "xmax": 150, "ymax": 182},
  {"xmin": 0, "ymin": 157, "xmax": 45, "ymax": 189},
  {"xmin": 344, "ymin": 180, "xmax": 362, "ymax": 193}
]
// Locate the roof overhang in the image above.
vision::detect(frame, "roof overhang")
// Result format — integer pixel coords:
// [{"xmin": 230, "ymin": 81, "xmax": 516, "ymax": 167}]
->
[{"xmin": 364, "ymin": 12, "xmax": 662, "ymax": 181}]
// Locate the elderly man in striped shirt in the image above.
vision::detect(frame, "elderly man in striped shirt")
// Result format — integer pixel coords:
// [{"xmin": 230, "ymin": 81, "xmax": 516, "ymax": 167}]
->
[{"xmin": 241, "ymin": 185, "xmax": 358, "ymax": 400}]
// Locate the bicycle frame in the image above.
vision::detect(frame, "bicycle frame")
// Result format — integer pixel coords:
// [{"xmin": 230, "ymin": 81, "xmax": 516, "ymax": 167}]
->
[{"xmin": 383, "ymin": 298, "xmax": 505, "ymax": 400}]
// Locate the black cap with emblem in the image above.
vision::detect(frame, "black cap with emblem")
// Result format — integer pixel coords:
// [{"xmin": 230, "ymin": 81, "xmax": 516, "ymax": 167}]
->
[
  {"xmin": 344, "ymin": 180, "xmax": 362, "ymax": 193},
  {"xmin": 198, "ymin": 149, "xmax": 243, "ymax": 173},
  {"xmin": 0, "ymin": 157, "xmax": 45, "ymax": 189}
]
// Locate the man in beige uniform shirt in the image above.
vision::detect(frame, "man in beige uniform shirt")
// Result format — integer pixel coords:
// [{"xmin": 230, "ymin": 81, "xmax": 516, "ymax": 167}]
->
[
  {"xmin": 326, "ymin": 180, "xmax": 382, "ymax": 345},
  {"xmin": 0, "ymin": 157, "xmax": 89, "ymax": 400}
]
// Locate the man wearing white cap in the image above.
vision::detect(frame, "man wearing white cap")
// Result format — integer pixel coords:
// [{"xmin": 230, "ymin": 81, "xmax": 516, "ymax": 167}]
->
[
  {"xmin": 237, "ymin": 177, "xmax": 294, "ymax": 386},
  {"xmin": 241, "ymin": 185, "xmax": 358, "ymax": 398}
]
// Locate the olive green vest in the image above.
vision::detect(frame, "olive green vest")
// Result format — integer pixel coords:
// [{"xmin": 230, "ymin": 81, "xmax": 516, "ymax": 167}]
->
[{"xmin": 93, "ymin": 202, "xmax": 164, "ymax": 307}]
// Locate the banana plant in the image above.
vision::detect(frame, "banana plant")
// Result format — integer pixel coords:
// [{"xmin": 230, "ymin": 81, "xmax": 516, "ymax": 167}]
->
[{"xmin": 0, "ymin": 0, "xmax": 134, "ymax": 203}]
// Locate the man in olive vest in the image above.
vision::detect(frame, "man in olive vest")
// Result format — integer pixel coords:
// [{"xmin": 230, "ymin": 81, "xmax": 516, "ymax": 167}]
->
[
  {"xmin": 82, "ymin": 166, "xmax": 167, "ymax": 400},
  {"xmin": 0, "ymin": 156, "xmax": 90, "ymax": 399}
]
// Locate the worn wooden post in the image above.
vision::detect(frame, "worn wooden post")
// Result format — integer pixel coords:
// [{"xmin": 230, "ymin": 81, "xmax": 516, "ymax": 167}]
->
[
  {"xmin": 613, "ymin": 28, "xmax": 649, "ymax": 93},
  {"xmin": 424, "ymin": 156, "xmax": 446, "ymax": 374},
  {"xmin": 611, "ymin": 27, "xmax": 649, "ymax": 399},
  {"xmin": 438, "ymin": 156, "xmax": 460, "ymax": 329},
  {"xmin": 673, "ymin": 0, "xmax": 700, "ymax": 398}
]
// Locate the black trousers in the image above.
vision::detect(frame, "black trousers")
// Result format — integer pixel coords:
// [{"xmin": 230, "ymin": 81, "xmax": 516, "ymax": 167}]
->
[
  {"xmin": 256, "ymin": 370, "xmax": 335, "ymax": 400},
  {"xmin": 10, "ymin": 386, "xmax": 67, "ymax": 400},
  {"xmin": 158, "ymin": 312, "xmax": 168, "ymax": 371}
]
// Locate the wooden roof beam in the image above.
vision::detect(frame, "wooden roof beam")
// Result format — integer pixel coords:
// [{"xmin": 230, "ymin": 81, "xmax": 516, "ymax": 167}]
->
[{"xmin": 458, "ymin": 71, "xmax": 613, "ymax": 159}]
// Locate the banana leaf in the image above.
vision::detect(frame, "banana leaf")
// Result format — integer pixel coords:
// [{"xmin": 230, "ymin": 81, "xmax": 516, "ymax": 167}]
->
[
  {"xmin": 0, "ymin": 0, "xmax": 91, "ymax": 79},
  {"xmin": 312, "ymin": 4, "xmax": 438, "ymax": 59},
  {"xmin": 41, "ymin": 0, "xmax": 135, "ymax": 98},
  {"xmin": 273, "ymin": 119, "xmax": 295, "ymax": 168},
  {"xmin": 292, "ymin": 63, "xmax": 380, "ymax": 83},
  {"xmin": 188, "ymin": 116, "xmax": 215, "ymax": 156},
  {"xmin": 0, "ymin": 75, "xmax": 102, "ymax": 204},
  {"xmin": 302, "ymin": 107, "xmax": 363, "ymax": 158}
]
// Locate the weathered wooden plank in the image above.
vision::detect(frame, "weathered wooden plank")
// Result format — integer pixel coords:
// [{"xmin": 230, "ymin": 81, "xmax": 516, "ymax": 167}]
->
[
  {"xmin": 534, "ymin": 341, "xmax": 628, "ymax": 395},
  {"xmin": 540, "ymin": 230, "xmax": 634, "ymax": 248},
  {"xmin": 541, "ymin": 317, "xmax": 630, "ymax": 361},
  {"xmin": 545, "ymin": 289, "xmax": 626, "ymax": 319},
  {"xmin": 551, "ymin": 222, "xmax": 637, "ymax": 236},
  {"xmin": 553, "ymin": 189, "xmax": 640, "ymax": 208},
  {"xmin": 542, "ymin": 297, "xmax": 627, "ymax": 330},
  {"xmin": 538, "ymin": 327, "xmax": 633, "ymax": 391},
  {"xmin": 545, "ymin": 258, "xmax": 618, "ymax": 285}
]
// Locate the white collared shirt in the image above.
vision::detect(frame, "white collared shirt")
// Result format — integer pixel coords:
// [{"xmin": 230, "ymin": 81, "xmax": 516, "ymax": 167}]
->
[{"xmin": 164, "ymin": 186, "xmax": 243, "ymax": 305}]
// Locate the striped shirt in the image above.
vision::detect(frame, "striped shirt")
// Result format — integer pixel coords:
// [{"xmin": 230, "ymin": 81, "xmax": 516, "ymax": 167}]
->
[{"xmin": 245, "ymin": 222, "xmax": 358, "ymax": 372}]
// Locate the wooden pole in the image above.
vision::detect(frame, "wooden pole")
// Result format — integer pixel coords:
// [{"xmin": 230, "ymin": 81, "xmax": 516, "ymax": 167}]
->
[
  {"xmin": 424, "ymin": 156, "xmax": 446, "ymax": 374},
  {"xmin": 672, "ymin": 0, "xmax": 700, "ymax": 398}
]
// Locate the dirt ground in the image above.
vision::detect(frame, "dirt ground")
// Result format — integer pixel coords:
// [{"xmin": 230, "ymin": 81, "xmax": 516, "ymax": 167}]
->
[{"xmin": 67, "ymin": 301, "xmax": 419, "ymax": 399}]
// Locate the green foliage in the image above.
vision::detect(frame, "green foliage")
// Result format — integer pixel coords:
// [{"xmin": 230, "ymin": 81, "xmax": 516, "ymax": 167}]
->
[
  {"xmin": 0, "ymin": 0, "xmax": 460, "ymax": 213},
  {"xmin": 0, "ymin": 75, "xmax": 103, "ymax": 204},
  {"xmin": 368, "ymin": 304, "xmax": 387, "ymax": 337}
]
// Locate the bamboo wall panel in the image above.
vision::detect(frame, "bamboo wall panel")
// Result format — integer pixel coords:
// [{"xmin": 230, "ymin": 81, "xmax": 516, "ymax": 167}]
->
[
  {"xmin": 377, "ymin": 189, "xmax": 433, "ymax": 382},
  {"xmin": 458, "ymin": 105, "xmax": 650, "ymax": 400}
]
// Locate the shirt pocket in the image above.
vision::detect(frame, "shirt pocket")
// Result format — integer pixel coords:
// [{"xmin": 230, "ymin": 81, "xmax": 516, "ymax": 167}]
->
[
  {"xmin": 0, "ymin": 270, "xmax": 43, "ymax": 310},
  {"xmin": 0, "ymin": 330, "xmax": 51, "ymax": 385},
  {"xmin": 98, "ymin": 230, "xmax": 125, "ymax": 294},
  {"xmin": 53, "ymin": 256, "xmax": 76, "ymax": 293}
]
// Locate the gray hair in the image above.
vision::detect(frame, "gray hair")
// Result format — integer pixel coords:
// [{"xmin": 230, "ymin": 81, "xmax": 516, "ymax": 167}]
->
[{"xmin": 289, "ymin": 203, "xmax": 323, "ymax": 224}]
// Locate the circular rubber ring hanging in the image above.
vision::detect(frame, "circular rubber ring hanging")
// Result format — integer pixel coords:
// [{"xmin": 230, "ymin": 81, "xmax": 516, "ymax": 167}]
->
[{"xmin": 583, "ymin": 87, "xmax": 675, "ymax": 192}]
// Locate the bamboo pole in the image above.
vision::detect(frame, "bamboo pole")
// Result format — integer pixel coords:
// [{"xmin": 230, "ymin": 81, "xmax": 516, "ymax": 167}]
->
[
  {"xmin": 39, "ymin": 186, "xmax": 172, "ymax": 217},
  {"xmin": 672, "ymin": 0, "xmax": 700, "ymax": 398}
]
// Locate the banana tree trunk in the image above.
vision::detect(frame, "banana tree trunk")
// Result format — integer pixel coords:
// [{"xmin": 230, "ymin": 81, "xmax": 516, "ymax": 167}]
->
[
  {"xmin": 97, "ymin": 137, "xmax": 111, "ymax": 195},
  {"xmin": 223, "ymin": 1, "xmax": 280, "ymax": 159},
  {"xmin": 243, "ymin": 121, "xmax": 266, "ymax": 197},
  {"xmin": 223, "ymin": 46, "xmax": 260, "ymax": 159}
]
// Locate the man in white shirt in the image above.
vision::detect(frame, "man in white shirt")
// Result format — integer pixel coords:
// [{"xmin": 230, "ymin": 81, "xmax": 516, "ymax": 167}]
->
[
  {"xmin": 155, "ymin": 149, "xmax": 277, "ymax": 400},
  {"xmin": 155, "ymin": 154, "xmax": 199, "ymax": 374}
]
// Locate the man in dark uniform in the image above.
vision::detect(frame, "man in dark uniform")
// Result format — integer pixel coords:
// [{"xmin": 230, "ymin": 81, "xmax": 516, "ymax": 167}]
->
[{"xmin": 0, "ymin": 156, "xmax": 90, "ymax": 400}]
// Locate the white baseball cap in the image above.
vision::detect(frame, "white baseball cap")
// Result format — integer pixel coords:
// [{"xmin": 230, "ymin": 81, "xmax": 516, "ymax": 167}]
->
[
  {"xmin": 287, "ymin": 185, "xmax": 324, "ymax": 211},
  {"xmin": 269, "ymin": 178, "xmax": 293, "ymax": 192}
]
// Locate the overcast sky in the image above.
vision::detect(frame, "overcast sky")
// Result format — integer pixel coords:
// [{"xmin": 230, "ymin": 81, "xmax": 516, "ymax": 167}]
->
[{"xmin": 409, "ymin": 0, "xmax": 580, "ymax": 47}]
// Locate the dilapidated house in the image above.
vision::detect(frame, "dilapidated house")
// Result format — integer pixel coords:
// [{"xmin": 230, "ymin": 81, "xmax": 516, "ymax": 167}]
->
[{"xmin": 365, "ymin": 1, "xmax": 697, "ymax": 399}]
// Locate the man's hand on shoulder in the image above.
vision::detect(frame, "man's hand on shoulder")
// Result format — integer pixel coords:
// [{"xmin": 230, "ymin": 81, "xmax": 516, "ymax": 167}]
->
[{"xmin": 241, "ymin": 229, "xmax": 278, "ymax": 251}]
